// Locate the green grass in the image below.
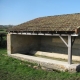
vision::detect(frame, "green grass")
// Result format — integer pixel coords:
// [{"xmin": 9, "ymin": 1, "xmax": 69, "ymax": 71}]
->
[{"xmin": 0, "ymin": 48, "xmax": 80, "ymax": 80}]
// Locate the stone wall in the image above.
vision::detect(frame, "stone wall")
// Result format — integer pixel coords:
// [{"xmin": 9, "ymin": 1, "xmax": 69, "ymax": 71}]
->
[
  {"xmin": 40, "ymin": 36, "xmax": 80, "ymax": 56},
  {"xmin": 7, "ymin": 34, "xmax": 40, "ymax": 54}
]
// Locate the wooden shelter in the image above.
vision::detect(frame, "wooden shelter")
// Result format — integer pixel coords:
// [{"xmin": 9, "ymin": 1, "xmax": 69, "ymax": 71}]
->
[{"xmin": 7, "ymin": 13, "xmax": 80, "ymax": 64}]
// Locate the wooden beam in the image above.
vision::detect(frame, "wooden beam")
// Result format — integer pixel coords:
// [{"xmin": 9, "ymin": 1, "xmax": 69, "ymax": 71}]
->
[
  {"xmin": 68, "ymin": 35, "xmax": 72, "ymax": 64},
  {"xmin": 59, "ymin": 35, "xmax": 68, "ymax": 47},
  {"xmin": 10, "ymin": 32, "xmax": 79, "ymax": 36},
  {"xmin": 72, "ymin": 37, "xmax": 76, "ymax": 46}
]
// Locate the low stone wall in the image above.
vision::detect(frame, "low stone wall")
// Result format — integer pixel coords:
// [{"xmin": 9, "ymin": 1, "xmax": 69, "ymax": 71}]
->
[
  {"xmin": 30, "ymin": 51, "xmax": 80, "ymax": 61},
  {"xmin": 8, "ymin": 53, "xmax": 80, "ymax": 73}
]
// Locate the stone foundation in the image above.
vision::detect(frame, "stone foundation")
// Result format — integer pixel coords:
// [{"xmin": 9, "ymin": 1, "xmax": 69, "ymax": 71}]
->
[{"xmin": 8, "ymin": 53, "xmax": 80, "ymax": 73}]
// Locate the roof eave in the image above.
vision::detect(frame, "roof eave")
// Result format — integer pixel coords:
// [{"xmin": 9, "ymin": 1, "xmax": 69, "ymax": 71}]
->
[{"xmin": 8, "ymin": 30, "xmax": 75, "ymax": 34}]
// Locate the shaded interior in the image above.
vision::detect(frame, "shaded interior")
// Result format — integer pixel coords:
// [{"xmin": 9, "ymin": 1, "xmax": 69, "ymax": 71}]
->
[{"xmin": 10, "ymin": 34, "xmax": 80, "ymax": 56}]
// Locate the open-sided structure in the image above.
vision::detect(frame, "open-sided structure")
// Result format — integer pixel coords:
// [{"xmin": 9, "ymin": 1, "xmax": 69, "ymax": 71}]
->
[{"xmin": 7, "ymin": 13, "xmax": 80, "ymax": 72}]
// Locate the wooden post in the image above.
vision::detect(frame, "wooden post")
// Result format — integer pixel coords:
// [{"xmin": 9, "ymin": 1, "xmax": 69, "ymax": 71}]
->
[{"xmin": 68, "ymin": 35, "xmax": 72, "ymax": 64}]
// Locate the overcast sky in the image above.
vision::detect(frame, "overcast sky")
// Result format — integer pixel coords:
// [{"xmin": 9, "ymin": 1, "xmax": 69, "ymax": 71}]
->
[{"xmin": 0, "ymin": 0, "xmax": 80, "ymax": 25}]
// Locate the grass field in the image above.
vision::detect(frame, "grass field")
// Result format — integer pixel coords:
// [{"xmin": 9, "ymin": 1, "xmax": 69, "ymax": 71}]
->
[{"xmin": 0, "ymin": 48, "xmax": 80, "ymax": 80}]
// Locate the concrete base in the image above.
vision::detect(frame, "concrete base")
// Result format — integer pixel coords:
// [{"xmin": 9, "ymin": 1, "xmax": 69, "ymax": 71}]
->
[{"xmin": 8, "ymin": 53, "xmax": 80, "ymax": 73}]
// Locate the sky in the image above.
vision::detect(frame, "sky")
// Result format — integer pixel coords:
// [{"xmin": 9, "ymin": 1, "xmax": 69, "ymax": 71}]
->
[{"xmin": 0, "ymin": 0, "xmax": 80, "ymax": 25}]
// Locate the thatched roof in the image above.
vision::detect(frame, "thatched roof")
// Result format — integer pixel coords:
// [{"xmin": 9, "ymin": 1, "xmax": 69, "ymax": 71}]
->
[{"xmin": 8, "ymin": 13, "xmax": 80, "ymax": 34}]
